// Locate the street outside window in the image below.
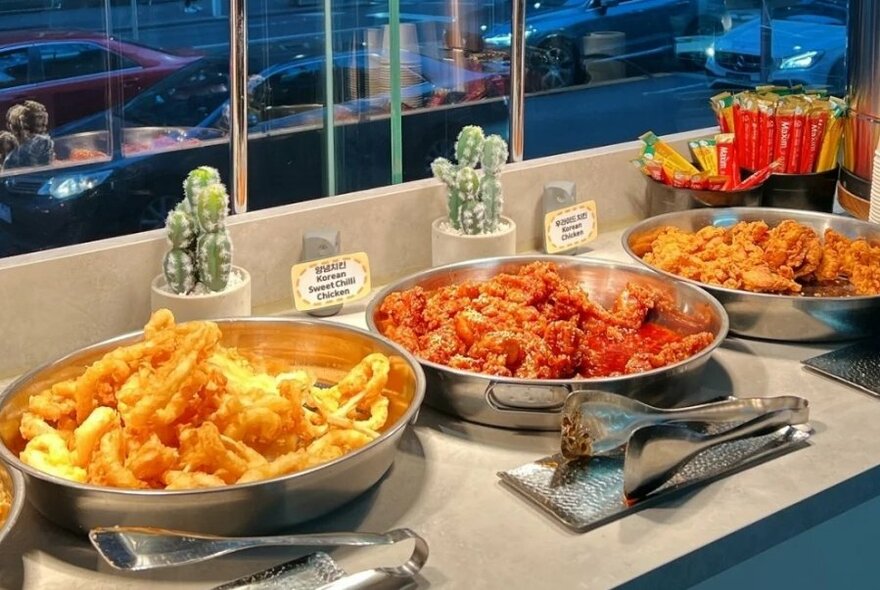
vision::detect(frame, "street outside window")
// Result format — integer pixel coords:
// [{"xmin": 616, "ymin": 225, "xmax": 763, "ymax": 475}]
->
[{"xmin": 0, "ymin": 0, "xmax": 849, "ymax": 257}]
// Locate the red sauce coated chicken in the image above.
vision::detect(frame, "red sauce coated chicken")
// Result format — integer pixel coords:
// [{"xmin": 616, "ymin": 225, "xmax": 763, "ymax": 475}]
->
[{"xmin": 375, "ymin": 261, "xmax": 714, "ymax": 379}]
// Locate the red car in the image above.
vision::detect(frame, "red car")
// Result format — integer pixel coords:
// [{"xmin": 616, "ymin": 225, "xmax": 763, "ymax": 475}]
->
[{"xmin": 0, "ymin": 31, "xmax": 198, "ymax": 128}]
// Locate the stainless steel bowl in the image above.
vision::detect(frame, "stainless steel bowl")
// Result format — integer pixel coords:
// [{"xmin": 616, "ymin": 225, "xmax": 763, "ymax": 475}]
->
[
  {"xmin": 0, "ymin": 318, "xmax": 425, "ymax": 536},
  {"xmin": 0, "ymin": 462, "xmax": 24, "ymax": 545},
  {"xmin": 365, "ymin": 255, "xmax": 729, "ymax": 430},
  {"xmin": 622, "ymin": 207, "xmax": 880, "ymax": 341}
]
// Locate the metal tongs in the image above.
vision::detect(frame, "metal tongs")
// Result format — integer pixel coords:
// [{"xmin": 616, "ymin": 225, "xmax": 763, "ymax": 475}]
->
[
  {"xmin": 90, "ymin": 526, "xmax": 428, "ymax": 589},
  {"xmin": 560, "ymin": 390, "xmax": 810, "ymax": 458},
  {"xmin": 623, "ymin": 408, "xmax": 807, "ymax": 501}
]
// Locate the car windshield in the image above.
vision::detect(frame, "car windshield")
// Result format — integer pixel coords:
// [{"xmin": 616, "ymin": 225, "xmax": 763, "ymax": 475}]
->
[
  {"xmin": 123, "ymin": 58, "xmax": 229, "ymax": 128},
  {"xmin": 772, "ymin": 1, "xmax": 846, "ymax": 24}
]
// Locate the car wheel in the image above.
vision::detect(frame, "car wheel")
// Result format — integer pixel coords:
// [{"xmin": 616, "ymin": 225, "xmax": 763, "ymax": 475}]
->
[
  {"xmin": 532, "ymin": 37, "xmax": 580, "ymax": 92},
  {"xmin": 138, "ymin": 195, "xmax": 177, "ymax": 233}
]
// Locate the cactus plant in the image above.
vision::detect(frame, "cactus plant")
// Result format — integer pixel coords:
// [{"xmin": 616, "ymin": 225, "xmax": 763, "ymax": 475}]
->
[
  {"xmin": 162, "ymin": 167, "xmax": 234, "ymax": 295},
  {"xmin": 431, "ymin": 125, "xmax": 508, "ymax": 235}
]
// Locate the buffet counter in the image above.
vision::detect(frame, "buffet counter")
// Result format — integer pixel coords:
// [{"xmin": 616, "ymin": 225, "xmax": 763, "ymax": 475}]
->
[{"xmin": 2, "ymin": 229, "xmax": 879, "ymax": 590}]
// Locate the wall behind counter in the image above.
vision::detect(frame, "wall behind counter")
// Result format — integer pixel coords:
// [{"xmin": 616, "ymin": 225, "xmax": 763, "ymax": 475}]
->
[{"xmin": 0, "ymin": 129, "xmax": 710, "ymax": 378}]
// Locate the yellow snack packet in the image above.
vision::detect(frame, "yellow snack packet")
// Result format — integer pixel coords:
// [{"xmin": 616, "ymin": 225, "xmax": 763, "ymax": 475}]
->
[
  {"xmin": 816, "ymin": 98, "xmax": 846, "ymax": 172},
  {"xmin": 689, "ymin": 138, "xmax": 718, "ymax": 175},
  {"xmin": 639, "ymin": 131, "xmax": 699, "ymax": 176}
]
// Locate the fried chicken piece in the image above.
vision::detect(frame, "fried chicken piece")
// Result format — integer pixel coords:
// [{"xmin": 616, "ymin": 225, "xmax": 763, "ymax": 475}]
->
[
  {"xmin": 763, "ymin": 219, "xmax": 822, "ymax": 278},
  {"xmin": 818, "ymin": 230, "xmax": 880, "ymax": 295},
  {"xmin": 741, "ymin": 267, "xmax": 802, "ymax": 294}
]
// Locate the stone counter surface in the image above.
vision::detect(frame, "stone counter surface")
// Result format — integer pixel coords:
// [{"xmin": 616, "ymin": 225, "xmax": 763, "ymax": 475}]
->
[{"xmin": 2, "ymin": 232, "xmax": 879, "ymax": 590}]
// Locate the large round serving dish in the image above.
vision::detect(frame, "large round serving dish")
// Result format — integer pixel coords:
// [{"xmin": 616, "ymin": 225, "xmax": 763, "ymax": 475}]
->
[
  {"xmin": 365, "ymin": 255, "xmax": 728, "ymax": 430},
  {"xmin": 622, "ymin": 207, "xmax": 880, "ymax": 341},
  {"xmin": 0, "ymin": 462, "xmax": 24, "ymax": 545},
  {"xmin": 0, "ymin": 318, "xmax": 425, "ymax": 536}
]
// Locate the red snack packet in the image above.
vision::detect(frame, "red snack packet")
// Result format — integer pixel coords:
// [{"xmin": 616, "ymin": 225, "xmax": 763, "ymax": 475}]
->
[
  {"xmin": 747, "ymin": 95, "xmax": 760, "ymax": 171},
  {"xmin": 736, "ymin": 96, "xmax": 754, "ymax": 171},
  {"xmin": 774, "ymin": 103, "xmax": 795, "ymax": 173},
  {"xmin": 732, "ymin": 158, "xmax": 783, "ymax": 191},
  {"xmin": 799, "ymin": 104, "xmax": 830, "ymax": 173},
  {"xmin": 715, "ymin": 133, "xmax": 739, "ymax": 190},
  {"xmin": 788, "ymin": 99, "xmax": 808, "ymax": 173},
  {"xmin": 756, "ymin": 96, "xmax": 778, "ymax": 170},
  {"xmin": 690, "ymin": 173, "xmax": 709, "ymax": 190},
  {"xmin": 671, "ymin": 169, "xmax": 691, "ymax": 188},
  {"xmin": 707, "ymin": 175, "xmax": 728, "ymax": 190},
  {"xmin": 645, "ymin": 159, "xmax": 666, "ymax": 183}
]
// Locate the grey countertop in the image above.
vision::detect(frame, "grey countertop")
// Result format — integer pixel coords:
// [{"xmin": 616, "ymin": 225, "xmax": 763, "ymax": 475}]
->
[{"xmin": 2, "ymin": 231, "xmax": 879, "ymax": 590}]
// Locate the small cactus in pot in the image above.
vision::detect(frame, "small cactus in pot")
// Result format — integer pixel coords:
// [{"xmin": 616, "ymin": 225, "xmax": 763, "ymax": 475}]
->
[
  {"xmin": 431, "ymin": 125, "xmax": 509, "ymax": 236},
  {"xmin": 162, "ymin": 166, "xmax": 234, "ymax": 295}
]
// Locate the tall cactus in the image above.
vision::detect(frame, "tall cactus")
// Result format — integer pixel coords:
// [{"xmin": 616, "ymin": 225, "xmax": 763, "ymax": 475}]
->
[
  {"xmin": 430, "ymin": 125, "xmax": 508, "ymax": 235},
  {"xmin": 162, "ymin": 167, "xmax": 234, "ymax": 295}
]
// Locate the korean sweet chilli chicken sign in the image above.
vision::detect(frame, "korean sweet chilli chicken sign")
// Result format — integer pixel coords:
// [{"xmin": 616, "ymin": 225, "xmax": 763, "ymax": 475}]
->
[
  {"xmin": 292, "ymin": 252, "xmax": 371, "ymax": 311},
  {"xmin": 544, "ymin": 201, "xmax": 598, "ymax": 254}
]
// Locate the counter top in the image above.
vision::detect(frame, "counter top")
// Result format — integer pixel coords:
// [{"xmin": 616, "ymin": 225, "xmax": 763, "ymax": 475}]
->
[{"xmin": 2, "ymin": 230, "xmax": 880, "ymax": 590}]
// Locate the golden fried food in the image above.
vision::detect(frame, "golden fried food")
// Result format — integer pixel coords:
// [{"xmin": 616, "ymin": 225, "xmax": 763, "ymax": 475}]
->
[
  {"xmin": 15, "ymin": 309, "xmax": 395, "ymax": 490},
  {"xmin": 0, "ymin": 475, "xmax": 11, "ymax": 528},
  {"xmin": 641, "ymin": 221, "xmax": 880, "ymax": 296},
  {"xmin": 376, "ymin": 261, "xmax": 714, "ymax": 379}
]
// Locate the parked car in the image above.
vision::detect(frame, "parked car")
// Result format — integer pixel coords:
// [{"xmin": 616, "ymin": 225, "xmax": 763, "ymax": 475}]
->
[
  {"xmin": 0, "ymin": 31, "xmax": 199, "ymax": 129},
  {"xmin": 478, "ymin": 0, "xmax": 730, "ymax": 91},
  {"xmin": 0, "ymin": 52, "xmax": 507, "ymax": 254},
  {"xmin": 705, "ymin": 0, "xmax": 846, "ymax": 94}
]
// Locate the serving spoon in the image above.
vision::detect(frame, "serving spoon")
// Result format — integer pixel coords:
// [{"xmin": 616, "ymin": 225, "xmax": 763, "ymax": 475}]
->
[
  {"xmin": 560, "ymin": 390, "xmax": 809, "ymax": 458},
  {"xmin": 89, "ymin": 526, "xmax": 427, "ymax": 573},
  {"xmin": 623, "ymin": 408, "xmax": 803, "ymax": 501}
]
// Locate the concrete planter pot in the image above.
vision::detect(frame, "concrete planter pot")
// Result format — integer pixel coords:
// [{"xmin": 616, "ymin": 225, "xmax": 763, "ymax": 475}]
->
[
  {"xmin": 150, "ymin": 266, "xmax": 252, "ymax": 323},
  {"xmin": 431, "ymin": 216, "xmax": 517, "ymax": 267}
]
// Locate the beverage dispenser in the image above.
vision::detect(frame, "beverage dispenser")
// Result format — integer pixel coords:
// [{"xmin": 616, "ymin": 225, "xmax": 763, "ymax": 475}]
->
[{"xmin": 839, "ymin": 0, "xmax": 880, "ymax": 213}]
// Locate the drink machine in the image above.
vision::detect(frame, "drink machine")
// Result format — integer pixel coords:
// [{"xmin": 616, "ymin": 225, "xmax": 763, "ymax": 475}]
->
[{"xmin": 839, "ymin": 0, "xmax": 880, "ymax": 215}]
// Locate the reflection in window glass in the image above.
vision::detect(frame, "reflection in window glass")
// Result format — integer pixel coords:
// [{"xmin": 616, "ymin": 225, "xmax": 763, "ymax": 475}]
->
[
  {"xmin": 0, "ymin": 48, "xmax": 31, "ymax": 90},
  {"xmin": 0, "ymin": 0, "xmax": 851, "ymax": 258}
]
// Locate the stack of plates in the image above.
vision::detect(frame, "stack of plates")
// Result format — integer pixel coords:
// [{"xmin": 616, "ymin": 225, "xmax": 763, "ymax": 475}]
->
[
  {"xmin": 870, "ymin": 141, "xmax": 880, "ymax": 224},
  {"xmin": 366, "ymin": 24, "xmax": 425, "ymax": 109}
]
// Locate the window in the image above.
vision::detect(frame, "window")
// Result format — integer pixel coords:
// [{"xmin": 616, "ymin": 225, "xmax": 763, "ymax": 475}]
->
[
  {"xmin": 0, "ymin": 1, "xmax": 851, "ymax": 257},
  {"xmin": 0, "ymin": 48, "xmax": 31, "ymax": 90},
  {"xmin": 38, "ymin": 43, "xmax": 113, "ymax": 81}
]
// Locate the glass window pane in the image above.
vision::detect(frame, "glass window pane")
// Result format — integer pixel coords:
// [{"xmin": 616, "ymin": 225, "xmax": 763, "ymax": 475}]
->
[
  {"xmin": 38, "ymin": 42, "xmax": 110, "ymax": 81},
  {"xmin": 0, "ymin": 48, "xmax": 31, "ymax": 90}
]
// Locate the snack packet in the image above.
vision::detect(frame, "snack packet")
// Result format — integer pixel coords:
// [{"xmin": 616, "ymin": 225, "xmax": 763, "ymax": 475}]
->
[
  {"xmin": 731, "ymin": 158, "xmax": 783, "ymax": 191},
  {"xmin": 715, "ymin": 133, "xmax": 738, "ymax": 190},
  {"xmin": 787, "ymin": 97, "xmax": 809, "ymax": 173},
  {"xmin": 688, "ymin": 138, "xmax": 717, "ymax": 175},
  {"xmin": 755, "ymin": 95, "xmax": 778, "ymax": 170},
  {"xmin": 710, "ymin": 92, "xmax": 735, "ymax": 133},
  {"xmin": 799, "ymin": 102, "xmax": 830, "ymax": 173},
  {"xmin": 774, "ymin": 101, "xmax": 796, "ymax": 172},
  {"xmin": 816, "ymin": 98, "xmax": 846, "ymax": 172},
  {"xmin": 639, "ymin": 131, "xmax": 699, "ymax": 176}
]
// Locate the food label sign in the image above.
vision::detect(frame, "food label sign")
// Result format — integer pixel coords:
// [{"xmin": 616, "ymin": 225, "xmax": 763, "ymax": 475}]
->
[
  {"xmin": 291, "ymin": 252, "xmax": 371, "ymax": 311},
  {"xmin": 544, "ymin": 201, "xmax": 598, "ymax": 254}
]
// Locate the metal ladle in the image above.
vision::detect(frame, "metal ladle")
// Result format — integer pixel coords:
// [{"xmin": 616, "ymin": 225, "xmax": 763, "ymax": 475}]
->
[
  {"xmin": 560, "ymin": 390, "xmax": 809, "ymax": 458},
  {"xmin": 623, "ymin": 408, "xmax": 805, "ymax": 501}
]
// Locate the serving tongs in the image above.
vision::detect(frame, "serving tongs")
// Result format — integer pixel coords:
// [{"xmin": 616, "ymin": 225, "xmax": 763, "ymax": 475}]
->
[
  {"xmin": 90, "ymin": 526, "xmax": 428, "ymax": 588},
  {"xmin": 560, "ymin": 390, "xmax": 810, "ymax": 458},
  {"xmin": 623, "ymin": 407, "xmax": 808, "ymax": 501}
]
